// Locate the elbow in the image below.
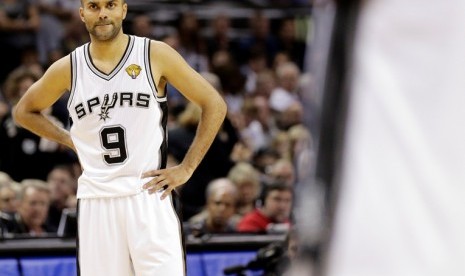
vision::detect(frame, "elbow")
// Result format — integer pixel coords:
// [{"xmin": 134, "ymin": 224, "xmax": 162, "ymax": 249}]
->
[
  {"xmin": 217, "ymin": 97, "xmax": 227, "ymax": 121},
  {"xmin": 12, "ymin": 104, "xmax": 21, "ymax": 125},
  {"xmin": 220, "ymin": 97, "xmax": 227, "ymax": 117},
  {"xmin": 200, "ymin": 92, "xmax": 228, "ymax": 121},
  {"xmin": 12, "ymin": 103, "xmax": 25, "ymax": 127},
  {"xmin": 206, "ymin": 93, "xmax": 227, "ymax": 117}
]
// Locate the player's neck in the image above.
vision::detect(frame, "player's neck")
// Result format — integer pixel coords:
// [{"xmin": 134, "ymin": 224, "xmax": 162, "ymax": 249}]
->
[{"xmin": 89, "ymin": 32, "xmax": 129, "ymax": 61}]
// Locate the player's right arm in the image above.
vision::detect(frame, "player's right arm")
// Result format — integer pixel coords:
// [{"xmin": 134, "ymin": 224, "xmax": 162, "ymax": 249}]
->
[{"xmin": 13, "ymin": 56, "xmax": 75, "ymax": 151}]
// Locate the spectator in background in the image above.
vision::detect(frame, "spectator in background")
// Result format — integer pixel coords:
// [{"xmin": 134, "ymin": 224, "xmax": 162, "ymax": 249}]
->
[
  {"xmin": 211, "ymin": 50, "xmax": 246, "ymax": 115},
  {"xmin": 0, "ymin": 67, "xmax": 74, "ymax": 181},
  {"xmin": 238, "ymin": 10, "xmax": 278, "ymax": 67},
  {"xmin": 166, "ymin": 12, "xmax": 209, "ymax": 112},
  {"xmin": 60, "ymin": 9, "xmax": 88, "ymax": 55},
  {"xmin": 269, "ymin": 131, "xmax": 291, "ymax": 160},
  {"xmin": 206, "ymin": 13, "xmax": 238, "ymax": 60},
  {"xmin": 227, "ymin": 162, "xmax": 261, "ymax": 217},
  {"xmin": 0, "ymin": 0, "xmax": 40, "ymax": 83},
  {"xmin": 252, "ymin": 94, "xmax": 276, "ymax": 137},
  {"xmin": 46, "ymin": 164, "xmax": 77, "ymax": 230},
  {"xmin": 254, "ymin": 70, "xmax": 276, "ymax": 99},
  {"xmin": 177, "ymin": 11, "xmax": 208, "ymax": 72},
  {"xmin": 3, "ymin": 179, "xmax": 55, "ymax": 237},
  {"xmin": 276, "ymin": 17, "xmax": 306, "ymax": 69},
  {"xmin": 275, "ymin": 101, "xmax": 304, "ymax": 131},
  {"xmin": 237, "ymin": 182, "xmax": 292, "ymax": 234},
  {"xmin": 235, "ymin": 94, "xmax": 277, "ymax": 154},
  {"xmin": 35, "ymin": 0, "xmax": 76, "ymax": 125},
  {"xmin": 36, "ymin": 0, "xmax": 75, "ymax": 67},
  {"xmin": 1, "ymin": 66, "xmax": 43, "ymax": 107},
  {"xmin": 0, "ymin": 67, "xmax": 39, "ymax": 178},
  {"xmin": 187, "ymin": 178, "xmax": 240, "ymax": 236},
  {"xmin": 269, "ymin": 62, "xmax": 301, "ymax": 113},
  {"xmin": 287, "ymin": 124, "xmax": 313, "ymax": 164},
  {"xmin": 242, "ymin": 48, "xmax": 268, "ymax": 94},
  {"xmin": 272, "ymin": 51, "xmax": 291, "ymax": 71},
  {"xmin": 237, "ymin": 98, "xmax": 267, "ymax": 152},
  {"xmin": 268, "ymin": 159, "xmax": 296, "ymax": 187},
  {"xmin": 169, "ymin": 103, "xmax": 236, "ymax": 220},
  {"xmin": 252, "ymin": 147, "xmax": 280, "ymax": 177},
  {"xmin": 230, "ymin": 141, "xmax": 254, "ymax": 164},
  {"xmin": 0, "ymin": 171, "xmax": 12, "ymax": 185},
  {"xmin": 130, "ymin": 13, "xmax": 156, "ymax": 39},
  {"xmin": 0, "ymin": 172, "xmax": 16, "ymax": 236},
  {"xmin": 0, "ymin": 172, "xmax": 20, "ymax": 218}
]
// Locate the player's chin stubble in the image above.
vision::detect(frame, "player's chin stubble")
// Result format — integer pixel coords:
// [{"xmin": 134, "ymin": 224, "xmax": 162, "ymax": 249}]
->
[{"xmin": 88, "ymin": 23, "xmax": 121, "ymax": 41}]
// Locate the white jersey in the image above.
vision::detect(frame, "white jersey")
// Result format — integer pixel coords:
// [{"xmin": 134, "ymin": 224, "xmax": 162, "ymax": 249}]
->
[
  {"xmin": 68, "ymin": 35, "xmax": 167, "ymax": 199},
  {"xmin": 326, "ymin": 0, "xmax": 465, "ymax": 275}
]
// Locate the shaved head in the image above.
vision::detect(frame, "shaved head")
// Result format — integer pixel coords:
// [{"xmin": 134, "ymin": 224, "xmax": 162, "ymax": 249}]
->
[{"xmin": 80, "ymin": 0, "xmax": 125, "ymax": 6}]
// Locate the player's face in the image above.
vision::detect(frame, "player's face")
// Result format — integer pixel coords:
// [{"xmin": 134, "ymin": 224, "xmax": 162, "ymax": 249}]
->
[{"xmin": 80, "ymin": 0, "xmax": 127, "ymax": 41}]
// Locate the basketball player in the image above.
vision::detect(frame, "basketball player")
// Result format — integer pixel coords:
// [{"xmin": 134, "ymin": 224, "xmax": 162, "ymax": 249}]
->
[
  {"xmin": 296, "ymin": 0, "xmax": 465, "ymax": 275},
  {"xmin": 13, "ymin": 0, "xmax": 227, "ymax": 275}
]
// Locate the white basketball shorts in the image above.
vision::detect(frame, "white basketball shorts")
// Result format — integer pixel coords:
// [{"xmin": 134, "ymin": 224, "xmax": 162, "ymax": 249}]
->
[{"xmin": 77, "ymin": 191, "xmax": 185, "ymax": 276}]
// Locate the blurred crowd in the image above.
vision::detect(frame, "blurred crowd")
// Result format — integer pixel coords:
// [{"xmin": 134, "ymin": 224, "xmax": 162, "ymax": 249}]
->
[{"xmin": 0, "ymin": 0, "xmax": 314, "ymax": 240}]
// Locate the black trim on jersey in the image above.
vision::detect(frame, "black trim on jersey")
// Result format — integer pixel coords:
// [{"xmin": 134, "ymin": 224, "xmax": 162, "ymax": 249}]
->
[
  {"xmin": 67, "ymin": 51, "xmax": 78, "ymax": 108},
  {"xmin": 84, "ymin": 35, "xmax": 135, "ymax": 81},
  {"xmin": 144, "ymin": 38, "xmax": 160, "ymax": 99},
  {"xmin": 158, "ymin": 100, "xmax": 168, "ymax": 170},
  {"xmin": 315, "ymin": 0, "xmax": 361, "ymax": 273},
  {"xmin": 169, "ymin": 191, "xmax": 187, "ymax": 276},
  {"xmin": 76, "ymin": 199, "xmax": 81, "ymax": 276}
]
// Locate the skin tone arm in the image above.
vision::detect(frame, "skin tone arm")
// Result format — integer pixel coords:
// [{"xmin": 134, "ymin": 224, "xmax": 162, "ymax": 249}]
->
[
  {"xmin": 13, "ymin": 56, "xmax": 75, "ymax": 152},
  {"xmin": 142, "ymin": 41, "xmax": 227, "ymax": 200}
]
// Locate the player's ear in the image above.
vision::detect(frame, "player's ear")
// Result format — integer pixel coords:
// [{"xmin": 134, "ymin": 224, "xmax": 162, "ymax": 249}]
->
[
  {"xmin": 122, "ymin": 2, "xmax": 128, "ymax": 20},
  {"xmin": 79, "ymin": 7, "xmax": 85, "ymax": 23}
]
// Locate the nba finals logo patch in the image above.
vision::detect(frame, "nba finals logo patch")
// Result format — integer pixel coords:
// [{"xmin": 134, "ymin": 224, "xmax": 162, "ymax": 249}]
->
[{"xmin": 125, "ymin": 64, "xmax": 142, "ymax": 79}]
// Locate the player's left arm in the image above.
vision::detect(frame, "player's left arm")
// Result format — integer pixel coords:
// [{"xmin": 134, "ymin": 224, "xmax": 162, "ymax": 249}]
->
[{"xmin": 142, "ymin": 40, "xmax": 227, "ymax": 199}]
